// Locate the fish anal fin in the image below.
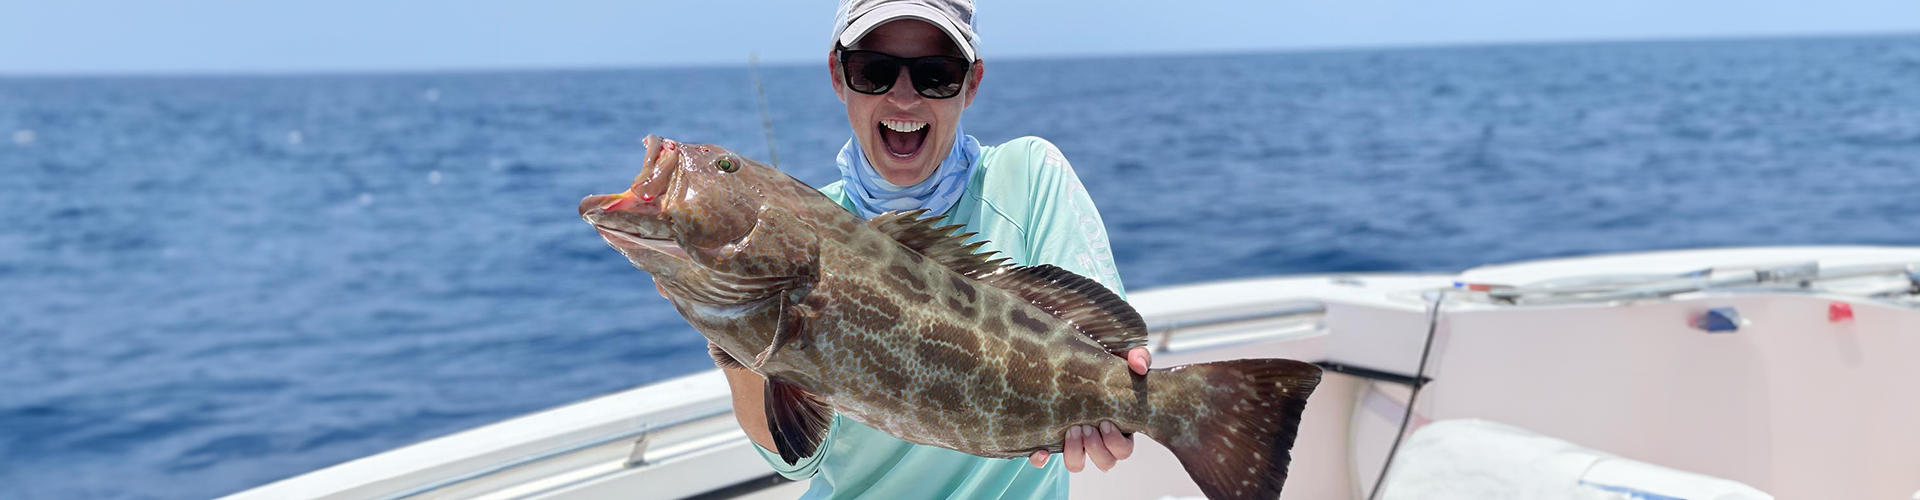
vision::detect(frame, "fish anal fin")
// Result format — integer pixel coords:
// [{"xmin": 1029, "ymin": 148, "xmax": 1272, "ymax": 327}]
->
[
  {"xmin": 868, "ymin": 210, "xmax": 1009, "ymax": 279},
  {"xmin": 983, "ymin": 264, "xmax": 1148, "ymax": 354},
  {"xmin": 764, "ymin": 376, "xmax": 834, "ymax": 465}
]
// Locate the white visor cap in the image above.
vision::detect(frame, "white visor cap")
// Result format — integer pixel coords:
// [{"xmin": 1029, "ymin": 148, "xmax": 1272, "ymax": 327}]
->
[{"xmin": 832, "ymin": 0, "xmax": 977, "ymax": 62}]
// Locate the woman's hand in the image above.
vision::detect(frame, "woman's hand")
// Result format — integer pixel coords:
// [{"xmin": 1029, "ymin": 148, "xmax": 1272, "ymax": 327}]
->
[{"xmin": 1028, "ymin": 347, "xmax": 1151, "ymax": 472}]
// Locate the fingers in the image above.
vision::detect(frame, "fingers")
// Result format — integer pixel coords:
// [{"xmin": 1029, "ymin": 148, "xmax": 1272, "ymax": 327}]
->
[
  {"xmin": 1081, "ymin": 425, "xmax": 1116, "ymax": 471},
  {"xmin": 1028, "ymin": 450, "xmax": 1049, "ymax": 468},
  {"xmin": 1054, "ymin": 423, "xmax": 1134, "ymax": 473},
  {"xmin": 1127, "ymin": 347, "xmax": 1151, "ymax": 375},
  {"xmin": 1063, "ymin": 425, "xmax": 1086, "ymax": 472},
  {"xmin": 1100, "ymin": 421, "xmax": 1134, "ymax": 461}
]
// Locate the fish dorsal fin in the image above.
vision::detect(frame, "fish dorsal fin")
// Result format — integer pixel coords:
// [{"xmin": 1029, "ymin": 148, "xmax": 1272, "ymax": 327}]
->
[
  {"xmin": 868, "ymin": 210, "xmax": 1146, "ymax": 353},
  {"xmin": 868, "ymin": 209, "xmax": 1010, "ymax": 279},
  {"xmin": 983, "ymin": 264, "xmax": 1149, "ymax": 354}
]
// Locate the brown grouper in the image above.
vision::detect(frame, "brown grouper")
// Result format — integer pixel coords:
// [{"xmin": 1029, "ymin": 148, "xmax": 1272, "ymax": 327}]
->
[{"xmin": 579, "ymin": 136, "xmax": 1322, "ymax": 499}]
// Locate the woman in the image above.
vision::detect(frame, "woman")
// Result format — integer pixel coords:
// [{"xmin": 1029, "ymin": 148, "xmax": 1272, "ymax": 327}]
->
[{"xmin": 715, "ymin": 1, "xmax": 1148, "ymax": 497}]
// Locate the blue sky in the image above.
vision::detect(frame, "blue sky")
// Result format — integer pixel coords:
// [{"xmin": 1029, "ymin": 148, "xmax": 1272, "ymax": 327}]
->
[{"xmin": 2, "ymin": 0, "xmax": 1918, "ymax": 74}]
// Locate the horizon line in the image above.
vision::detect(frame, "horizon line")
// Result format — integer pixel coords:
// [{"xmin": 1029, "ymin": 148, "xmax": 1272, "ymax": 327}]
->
[{"xmin": 3, "ymin": 29, "xmax": 1915, "ymax": 79}]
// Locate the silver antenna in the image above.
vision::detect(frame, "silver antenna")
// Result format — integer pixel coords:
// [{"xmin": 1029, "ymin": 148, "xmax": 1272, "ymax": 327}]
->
[{"xmin": 749, "ymin": 52, "xmax": 781, "ymax": 168}]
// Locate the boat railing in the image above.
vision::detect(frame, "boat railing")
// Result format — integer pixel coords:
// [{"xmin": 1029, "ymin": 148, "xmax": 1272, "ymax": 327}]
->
[
  {"xmin": 370, "ymin": 393, "xmax": 745, "ymax": 500},
  {"xmin": 1147, "ymin": 300, "xmax": 1327, "ymax": 353},
  {"xmin": 1479, "ymin": 262, "xmax": 1920, "ymax": 306}
]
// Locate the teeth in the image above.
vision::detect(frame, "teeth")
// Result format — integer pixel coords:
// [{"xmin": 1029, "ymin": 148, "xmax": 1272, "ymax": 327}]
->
[{"xmin": 881, "ymin": 120, "xmax": 927, "ymax": 133}]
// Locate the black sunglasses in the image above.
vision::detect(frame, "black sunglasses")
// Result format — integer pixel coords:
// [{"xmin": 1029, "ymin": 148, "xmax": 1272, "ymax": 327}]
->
[{"xmin": 837, "ymin": 50, "xmax": 971, "ymax": 99}]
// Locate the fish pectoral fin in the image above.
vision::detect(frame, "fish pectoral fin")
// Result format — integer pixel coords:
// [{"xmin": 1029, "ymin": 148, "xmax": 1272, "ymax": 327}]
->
[
  {"xmin": 752, "ymin": 290, "xmax": 819, "ymax": 368},
  {"xmin": 763, "ymin": 376, "xmax": 834, "ymax": 465}
]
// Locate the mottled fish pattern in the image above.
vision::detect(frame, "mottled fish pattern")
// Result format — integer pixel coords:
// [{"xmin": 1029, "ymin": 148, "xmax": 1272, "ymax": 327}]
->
[{"xmin": 580, "ymin": 136, "xmax": 1322, "ymax": 500}]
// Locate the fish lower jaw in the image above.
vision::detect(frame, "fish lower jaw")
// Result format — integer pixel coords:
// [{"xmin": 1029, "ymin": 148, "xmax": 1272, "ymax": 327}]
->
[{"xmin": 595, "ymin": 226, "xmax": 688, "ymax": 259}]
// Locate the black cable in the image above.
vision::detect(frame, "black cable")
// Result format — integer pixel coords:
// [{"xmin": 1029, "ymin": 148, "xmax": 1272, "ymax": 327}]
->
[{"xmin": 1367, "ymin": 290, "xmax": 1447, "ymax": 500}]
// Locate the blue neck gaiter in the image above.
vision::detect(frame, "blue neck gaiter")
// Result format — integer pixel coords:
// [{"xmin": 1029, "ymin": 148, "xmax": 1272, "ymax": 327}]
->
[{"xmin": 835, "ymin": 126, "xmax": 982, "ymax": 220}]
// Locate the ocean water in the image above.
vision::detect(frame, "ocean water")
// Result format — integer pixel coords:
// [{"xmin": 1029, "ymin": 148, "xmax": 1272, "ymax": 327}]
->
[{"xmin": 3, "ymin": 35, "xmax": 1919, "ymax": 499}]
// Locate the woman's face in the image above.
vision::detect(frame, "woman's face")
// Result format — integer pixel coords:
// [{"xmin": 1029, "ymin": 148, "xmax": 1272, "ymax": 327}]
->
[{"xmin": 830, "ymin": 19, "xmax": 984, "ymax": 186}]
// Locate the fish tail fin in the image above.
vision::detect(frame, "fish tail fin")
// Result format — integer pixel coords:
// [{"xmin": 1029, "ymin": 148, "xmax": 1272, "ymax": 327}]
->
[{"xmin": 1156, "ymin": 359, "xmax": 1321, "ymax": 500}]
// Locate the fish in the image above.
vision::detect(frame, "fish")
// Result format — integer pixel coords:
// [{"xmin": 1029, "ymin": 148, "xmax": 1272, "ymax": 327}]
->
[{"xmin": 579, "ymin": 136, "xmax": 1322, "ymax": 500}]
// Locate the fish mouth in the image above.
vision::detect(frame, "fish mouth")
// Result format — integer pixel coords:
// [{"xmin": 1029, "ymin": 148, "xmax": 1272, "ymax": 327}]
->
[{"xmin": 580, "ymin": 189, "xmax": 684, "ymax": 260}]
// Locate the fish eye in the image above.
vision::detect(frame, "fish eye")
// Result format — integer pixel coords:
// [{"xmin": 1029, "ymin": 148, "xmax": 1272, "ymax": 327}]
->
[{"xmin": 716, "ymin": 157, "xmax": 737, "ymax": 173}]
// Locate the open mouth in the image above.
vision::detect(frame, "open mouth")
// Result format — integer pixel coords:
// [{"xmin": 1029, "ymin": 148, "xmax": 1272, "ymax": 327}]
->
[
  {"xmin": 595, "ymin": 225, "xmax": 690, "ymax": 260},
  {"xmin": 878, "ymin": 119, "xmax": 929, "ymax": 159}
]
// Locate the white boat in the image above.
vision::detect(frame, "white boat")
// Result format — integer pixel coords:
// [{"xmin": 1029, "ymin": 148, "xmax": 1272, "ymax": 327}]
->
[{"xmin": 220, "ymin": 246, "xmax": 1920, "ymax": 500}]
